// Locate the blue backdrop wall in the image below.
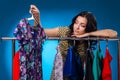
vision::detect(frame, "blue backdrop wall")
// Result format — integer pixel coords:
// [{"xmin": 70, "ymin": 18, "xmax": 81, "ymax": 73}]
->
[{"xmin": 0, "ymin": 0, "xmax": 120, "ymax": 80}]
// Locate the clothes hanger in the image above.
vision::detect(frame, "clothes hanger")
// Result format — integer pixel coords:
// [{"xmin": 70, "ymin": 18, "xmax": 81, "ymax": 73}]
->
[
  {"xmin": 27, "ymin": 10, "xmax": 34, "ymax": 20},
  {"xmin": 106, "ymin": 37, "xmax": 108, "ymax": 48},
  {"xmin": 97, "ymin": 36, "xmax": 101, "ymax": 51},
  {"xmin": 27, "ymin": 11, "xmax": 39, "ymax": 28},
  {"xmin": 73, "ymin": 40, "xmax": 76, "ymax": 46},
  {"xmin": 27, "ymin": 14, "xmax": 34, "ymax": 20},
  {"xmin": 87, "ymin": 36, "xmax": 90, "ymax": 50}
]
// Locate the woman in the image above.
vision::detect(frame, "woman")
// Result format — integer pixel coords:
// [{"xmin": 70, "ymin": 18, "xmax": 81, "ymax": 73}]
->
[
  {"xmin": 30, "ymin": 5, "xmax": 117, "ymax": 38},
  {"xmin": 30, "ymin": 5, "xmax": 117, "ymax": 80}
]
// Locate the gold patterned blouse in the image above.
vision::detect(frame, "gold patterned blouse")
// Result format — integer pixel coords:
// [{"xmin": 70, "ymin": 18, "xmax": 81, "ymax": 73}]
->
[{"xmin": 58, "ymin": 27, "xmax": 87, "ymax": 64}]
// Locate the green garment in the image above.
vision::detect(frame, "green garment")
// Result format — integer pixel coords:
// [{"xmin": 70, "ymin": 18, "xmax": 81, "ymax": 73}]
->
[{"xmin": 93, "ymin": 49, "xmax": 103, "ymax": 80}]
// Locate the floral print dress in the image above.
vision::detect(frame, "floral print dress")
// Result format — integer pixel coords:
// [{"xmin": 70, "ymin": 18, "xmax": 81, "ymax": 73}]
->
[{"xmin": 14, "ymin": 18, "xmax": 46, "ymax": 80}]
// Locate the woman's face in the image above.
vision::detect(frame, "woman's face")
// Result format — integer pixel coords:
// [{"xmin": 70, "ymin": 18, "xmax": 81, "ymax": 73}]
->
[{"xmin": 73, "ymin": 16, "xmax": 87, "ymax": 35}]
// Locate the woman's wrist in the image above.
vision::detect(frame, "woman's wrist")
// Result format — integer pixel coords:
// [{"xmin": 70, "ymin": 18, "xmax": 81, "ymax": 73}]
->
[{"xmin": 34, "ymin": 13, "xmax": 40, "ymax": 26}]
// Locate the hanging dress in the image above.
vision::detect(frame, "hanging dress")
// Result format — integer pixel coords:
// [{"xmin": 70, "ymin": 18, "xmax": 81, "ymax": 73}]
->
[
  {"xmin": 84, "ymin": 47, "xmax": 94, "ymax": 80},
  {"xmin": 50, "ymin": 46, "xmax": 63, "ymax": 80},
  {"xmin": 14, "ymin": 18, "xmax": 46, "ymax": 80},
  {"xmin": 13, "ymin": 51, "xmax": 20, "ymax": 80},
  {"xmin": 92, "ymin": 48, "xmax": 103, "ymax": 80},
  {"xmin": 63, "ymin": 45, "xmax": 84, "ymax": 80},
  {"xmin": 102, "ymin": 47, "xmax": 112, "ymax": 80}
]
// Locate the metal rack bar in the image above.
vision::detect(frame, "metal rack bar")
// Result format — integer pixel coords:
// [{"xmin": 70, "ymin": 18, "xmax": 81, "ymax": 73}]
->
[{"xmin": 1, "ymin": 37, "xmax": 120, "ymax": 40}]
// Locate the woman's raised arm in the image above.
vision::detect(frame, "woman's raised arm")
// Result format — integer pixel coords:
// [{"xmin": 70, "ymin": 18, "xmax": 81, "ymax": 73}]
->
[{"xmin": 44, "ymin": 28, "xmax": 59, "ymax": 37}]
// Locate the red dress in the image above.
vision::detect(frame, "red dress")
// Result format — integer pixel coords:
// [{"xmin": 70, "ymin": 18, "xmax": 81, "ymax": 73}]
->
[
  {"xmin": 102, "ymin": 48, "xmax": 112, "ymax": 80},
  {"xmin": 13, "ymin": 51, "xmax": 20, "ymax": 80}
]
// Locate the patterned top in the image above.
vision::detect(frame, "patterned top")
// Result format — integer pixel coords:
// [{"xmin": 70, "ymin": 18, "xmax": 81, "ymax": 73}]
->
[
  {"xmin": 14, "ymin": 18, "xmax": 46, "ymax": 80},
  {"xmin": 58, "ymin": 27, "xmax": 86, "ymax": 65}
]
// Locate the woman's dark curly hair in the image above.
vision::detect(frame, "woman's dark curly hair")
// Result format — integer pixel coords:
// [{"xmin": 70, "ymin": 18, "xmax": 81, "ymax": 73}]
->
[{"xmin": 69, "ymin": 11, "xmax": 97, "ymax": 50}]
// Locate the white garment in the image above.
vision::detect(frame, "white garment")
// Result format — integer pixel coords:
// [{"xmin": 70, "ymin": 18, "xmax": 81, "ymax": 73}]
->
[{"xmin": 51, "ymin": 46, "xmax": 63, "ymax": 80}]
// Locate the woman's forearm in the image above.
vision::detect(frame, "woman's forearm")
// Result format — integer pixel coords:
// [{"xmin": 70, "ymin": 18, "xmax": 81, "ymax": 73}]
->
[
  {"xmin": 89, "ymin": 29, "xmax": 118, "ymax": 38},
  {"xmin": 72, "ymin": 29, "xmax": 117, "ymax": 38}
]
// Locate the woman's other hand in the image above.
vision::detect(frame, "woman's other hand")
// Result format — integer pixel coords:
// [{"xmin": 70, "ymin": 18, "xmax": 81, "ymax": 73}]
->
[
  {"xmin": 30, "ymin": 5, "xmax": 40, "ymax": 14},
  {"xmin": 30, "ymin": 5, "xmax": 40, "ymax": 26}
]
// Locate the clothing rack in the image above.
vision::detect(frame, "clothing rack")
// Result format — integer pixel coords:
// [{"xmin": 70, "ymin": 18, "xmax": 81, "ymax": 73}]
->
[
  {"xmin": 1, "ymin": 36, "xmax": 120, "ymax": 80},
  {"xmin": 1, "ymin": 36, "xmax": 120, "ymax": 40}
]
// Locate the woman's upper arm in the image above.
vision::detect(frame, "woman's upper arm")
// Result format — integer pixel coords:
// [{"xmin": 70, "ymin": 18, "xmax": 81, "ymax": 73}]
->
[{"xmin": 44, "ymin": 27, "xmax": 59, "ymax": 37}]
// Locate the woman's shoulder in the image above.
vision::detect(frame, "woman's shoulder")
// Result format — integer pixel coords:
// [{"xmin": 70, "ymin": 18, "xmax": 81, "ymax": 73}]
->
[
  {"xmin": 58, "ymin": 26, "xmax": 69, "ymax": 30},
  {"xmin": 58, "ymin": 26, "xmax": 70, "ymax": 37}
]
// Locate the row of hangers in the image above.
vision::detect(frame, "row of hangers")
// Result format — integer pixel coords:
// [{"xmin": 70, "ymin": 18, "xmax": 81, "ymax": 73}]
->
[
  {"xmin": 72, "ymin": 37, "xmax": 109, "ymax": 53},
  {"xmin": 73, "ymin": 37, "xmax": 109, "ymax": 49},
  {"xmin": 91, "ymin": 37, "xmax": 109, "ymax": 51}
]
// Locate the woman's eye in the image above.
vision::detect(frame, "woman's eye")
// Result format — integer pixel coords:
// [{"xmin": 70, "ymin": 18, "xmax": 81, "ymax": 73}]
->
[{"xmin": 82, "ymin": 25, "xmax": 86, "ymax": 28}]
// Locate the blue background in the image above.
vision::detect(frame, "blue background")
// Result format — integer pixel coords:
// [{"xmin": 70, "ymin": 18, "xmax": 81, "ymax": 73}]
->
[{"xmin": 0, "ymin": 0, "xmax": 120, "ymax": 80}]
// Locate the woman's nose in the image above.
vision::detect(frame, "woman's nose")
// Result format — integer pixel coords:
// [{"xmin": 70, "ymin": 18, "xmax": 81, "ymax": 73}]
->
[
  {"xmin": 77, "ymin": 24, "xmax": 81, "ymax": 29},
  {"xmin": 77, "ymin": 26, "xmax": 79, "ymax": 29}
]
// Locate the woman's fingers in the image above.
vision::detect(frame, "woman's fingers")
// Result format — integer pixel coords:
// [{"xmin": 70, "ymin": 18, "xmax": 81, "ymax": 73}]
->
[{"xmin": 30, "ymin": 5, "xmax": 40, "ymax": 14}]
